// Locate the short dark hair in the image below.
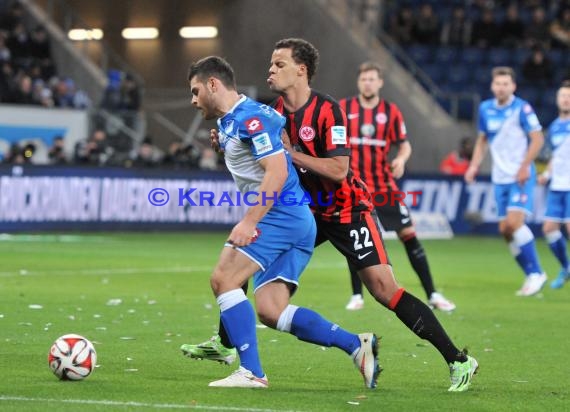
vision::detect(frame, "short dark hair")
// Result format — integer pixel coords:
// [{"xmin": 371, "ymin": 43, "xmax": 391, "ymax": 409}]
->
[
  {"xmin": 274, "ymin": 38, "xmax": 319, "ymax": 84},
  {"xmin": 561, "ymin": 80, "xmax": 570, "ymax": 89},
  {"xmin": 187, "ymin": 56, "xmax": 236, "ymax": 90},
  {"xmin": 358, "ymin": 61, "xmax": 383, "ymax": 78},
  {"xmin": 491, "ymin": 66, "xmax": 516, "ymax": 82}
]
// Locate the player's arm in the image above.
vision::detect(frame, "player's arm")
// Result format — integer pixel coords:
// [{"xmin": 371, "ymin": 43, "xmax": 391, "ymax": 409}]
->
[
  {"xmin": 516, "ymin": 129, "xmax": 544, "ymax": 185},
  {"xmin": 464, "ymin": 132, "xmax": 488, "ymax": 183},
  {"xmin": 228, "ymin": 152, "xmax": 287, "ymax": 247},
  {"xmin": 281, "ymin": 129, "xmax": 348, "ymax": 183},
  {"xmin": 391, "ymin": 141, "xmax": 411, "ymax": 179}
]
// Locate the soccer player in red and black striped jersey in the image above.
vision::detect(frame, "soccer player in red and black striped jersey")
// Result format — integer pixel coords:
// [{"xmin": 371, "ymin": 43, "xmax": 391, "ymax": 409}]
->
[
  {"xmin": 339, "ymin": 62, "xmax": 456, "ymax": 312},
  {"xmin": 268, "ymin": 39, "xmax": 476, "ymax": 391},
  {"xmin": 182, "ymin": 39, "xmax": 478, "ymax": 392}
]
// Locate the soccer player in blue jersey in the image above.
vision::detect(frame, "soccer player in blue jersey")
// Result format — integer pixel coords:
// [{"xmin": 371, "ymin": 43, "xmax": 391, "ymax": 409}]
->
[
  {"xmin": 465, "ymin": 66, "xmax": 547, "ymax": 296},
  {"xmin": 538, "ymin": 81, "xmax": 570, "ymax": 289},
  {"xmin": 186, "ymin": 56, "xmax": 380, "ymax": 389}
]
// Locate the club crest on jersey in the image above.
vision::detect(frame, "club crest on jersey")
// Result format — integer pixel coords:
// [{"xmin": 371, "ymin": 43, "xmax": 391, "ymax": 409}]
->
[
  {"xmin": 375, "ymin": 113, "xmax": 387, "ymax": 124},
  {"xmin": 299, "ymin": 126, "xmax": 316, "ymax": 142},
  {"xmin": 245, "ymin": 117, "xmax": 264, "ymax": 134},
  {"xmin": 360, "ymin": 123, "xmax": 375, "ymax": 137}
]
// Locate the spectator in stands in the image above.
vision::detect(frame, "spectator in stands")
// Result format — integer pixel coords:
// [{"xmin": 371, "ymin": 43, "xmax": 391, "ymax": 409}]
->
[
  {"xmin": 440, "ymin": 6, "xmax": 472, "ymax": 47},
  {"xmin": 389, "ymin": 5, "xmax": 415, "ymax": 45},
  {"xmin": 132, "ymin": 136, "xmax": 160, "ymax": 168},
  {"xmin": 522, "ymin": 45, "xmax": 553, "ymax": 86},
  {"xmin": 525, "ymin": 7, "xmax": 551, "ymax": 49},
  {"xmin": 198, "ymin": 147, "xmax": 219, "ymax": 171},
  {"xmin": 31, "ymin": 79, "xmax": 53, "ymax": 107},
  {"xmin": 550, "ymin": 7, "xmax": 570, "ymax": 48},
  {"xmin": 162, "ymin": 137, "xmax": 194, "ymax": 169},
  {"xmin": 440, "ymin": 137, "xmax": 473, "ymax": 176},
  {"xmin": 413, "ymin": 3, "xmax": 439, "ymax": 44},
  {"xmin": 0, "ymin": 60, "xmax": 16, "ymax": 102},
  {"xmin": 120, "ymin": 73, "xmax": 141, "ymax": 111},
  {"xmin": 0, "ymin": 32, "xmax": 11, "ymax": 62},
  {"xmin": 3, "ymin": 143, "xmax": 23, "ymax": 164},
  {"xmin": 74, "ymin": 129, "xmax": 111, "ymax": 166},
  {"xmin": 29, "ymin": 26, "xmax": 55, "ymax": 80},
  {"xmin": 0, "ymin": 1, "xmax": 24, "ymax": 33},
  {"xmin": 501, "ymin": 3, "xmax": 525, "ymax": 48},
  {"xmin": 8, "ymin": 73, "xmax": 36, "ymax": 105},
  {"xmin": 47, "ymin": 135, "xmax": 67, "ymax": 165},
  {"xmin": 471, "ymin": 8, "xmax": 501, "ymax": 48},
  {"xmin": 6, "ymin": 21, "xmax": 30, "ymax": 68}
]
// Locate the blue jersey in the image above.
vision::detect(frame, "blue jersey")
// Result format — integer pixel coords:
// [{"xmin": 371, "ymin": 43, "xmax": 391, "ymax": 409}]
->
[
  {"xmin": 547, "ymin": 117, "xmax": 570, "ymax": 191},
  {"xmin": 478, "ymin": 96, "xmax": 542, "ymax": 184},
  {"xmin": 217, "ymin": 95, "xmax": 306, "ymax": 207}
]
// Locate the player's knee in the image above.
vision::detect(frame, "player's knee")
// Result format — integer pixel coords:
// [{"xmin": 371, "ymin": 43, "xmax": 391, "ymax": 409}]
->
[{"xmin": 210, "ymin": 268, "xmax": 226, "ymax": 295}]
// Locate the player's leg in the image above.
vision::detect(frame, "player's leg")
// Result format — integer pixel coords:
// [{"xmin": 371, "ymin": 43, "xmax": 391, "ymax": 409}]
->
[
  {"xmin": 254, "ymin": 241, "xmax": 380, "ymax": 389},
  {"xmin": 543, "ymin": 190, "xmax": 570, "ymax": 289},
  {"xmin": 325, "ymin": 211, "xmax": 477, "ymax": 390},
  {"xmin": 346, "ymin": 260, "xmax": 365, "ymax": 310},
  {"xmin": 207, "ymin": 246, "xmax": 265, "ymax": 383}
]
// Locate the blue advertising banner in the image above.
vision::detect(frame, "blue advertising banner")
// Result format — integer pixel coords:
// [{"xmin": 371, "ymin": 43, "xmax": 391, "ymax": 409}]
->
[{"xmin": 0, "ymin": 166, "xmax": 547, "ymax": 234}]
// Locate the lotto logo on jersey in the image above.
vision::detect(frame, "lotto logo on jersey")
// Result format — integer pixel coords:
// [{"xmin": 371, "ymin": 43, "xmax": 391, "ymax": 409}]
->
[{"xmin": 245, "ymin": 117, "xmax": 264, "ymax": 134}]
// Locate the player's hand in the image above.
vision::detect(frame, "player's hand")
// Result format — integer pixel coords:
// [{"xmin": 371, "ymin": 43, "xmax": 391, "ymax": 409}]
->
[
  {"xmin": 516, "ymin": 165, "xmax": 530, "ymax": 185},
  {"xmin": 391, "ymin": 157, "xmax": 406, "ymax": 179},
  {"xmin": 227, "ymin": 220, "xmax": 259, "ymax": 247},
  {"xmin": 210, "ymin": 129, "xmax": 223, "ymax": 153},
  {"xmin": 537, "ymin": 171, "xmax": 550, "ymax": 185},
  {"xmin": 464, "ymin": 165, "xmax": 478, "ymax": 184},
  {"xmin": 281, "ymin": 129, "xmax": 293, "ymax": 152}
]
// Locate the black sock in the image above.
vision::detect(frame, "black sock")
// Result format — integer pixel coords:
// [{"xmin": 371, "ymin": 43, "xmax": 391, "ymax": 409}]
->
[
  {"xmin": 348, "ymin": 262, "xmax": 363, "ymax": 295},
  {"xmin": 403, "ymin": 236, "xmax": 436, "ymax": 298},
  {"xmin": 218, "ymin": 281, "xmax": 249, "ymax": 348},
  {"xmin": 393, "ymin": 291, "xmax": 467, "ymax": 364}
]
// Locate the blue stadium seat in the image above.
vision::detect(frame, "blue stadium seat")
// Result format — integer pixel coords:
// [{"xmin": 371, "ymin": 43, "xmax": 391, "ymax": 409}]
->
[
  {"xmin": 547, "ymin": 49, "xmax": 565, "ymax": 66},
  {"xmin": 447, "ymin": 65, "xmax": 472, "ymax": 84},
  {"xmin": 540, "ymin": 87, "xmax": 558, "ymax": 106},
  {"xmin": 513, "ymin": 49, "xmax": 531, "ymax": 66},
  {"xmin": 461, "ymin": 47, "xmax": 486, "ymax": 65},
  {"xmin": 487, "ymin": 47, "xmax": 513, "ymax": 66},
  {"xmin": 422, "ymin": 63, "xmax": 445, "ymax": 84},
  {"xmin": 517, "ymin": 86, "xmax": 541, "ymax": 104},
  {"xmin": 536, "ymin": 103, "xmax": 558, "ymax": 125},
  {"xmin": 407, "ymin": 44, "xmax": 434, "ymax": 65},
  {"xmin": 435, "ymin": 46, "xmax": 459, "ymax": 64},
  {"xmin": 473, "ymin": 65, "xmax": 493, "ymax": 86}
]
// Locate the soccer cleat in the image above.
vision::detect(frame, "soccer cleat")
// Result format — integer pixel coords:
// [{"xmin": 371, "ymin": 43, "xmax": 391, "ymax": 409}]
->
[
  {"xmin": 208, "ymin": 366, "xmax": 268, "ymax": 388},
  {"xmin": 352, "ymin": 333, "xmax": 381, "ymax": 389},
  {"xmin": 550, "ymin": 269, "xmax": 570, "ymax": 289},
  {"xmin": 516, "ymin": 273, "xmax": 547, "ymax": 297},
  {"xmin": 428, "ymin": 292, "xmax": 456, "ymax": 312},
  {"xmin": 448, "ymin": 355, "xmax": 478, "ymax": 392},
  {"xmin": 180, "ymin": 335, "xmax": 237, "ymax": 365},
  {"xmin": 345, "ymin": 294, "xmax": 364, "ymax": 310}
]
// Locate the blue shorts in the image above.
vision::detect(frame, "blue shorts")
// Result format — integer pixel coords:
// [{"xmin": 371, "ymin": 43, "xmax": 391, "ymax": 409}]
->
[
  {"xmin": 494, "ymin": 179, "xmax": 535, "ymax": 219},
  {"xmin": 544, "ymin": 190, "xmax": 570, "ymax": 222},
  {"xmin": 230, "ymin": 205, "xmax": 316, "ymax": 294}
]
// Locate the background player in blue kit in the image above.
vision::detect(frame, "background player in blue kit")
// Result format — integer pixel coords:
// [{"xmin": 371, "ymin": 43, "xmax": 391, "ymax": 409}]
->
[
  {"xmin": 465, "ymin": 66, "xmax": 547, "ymax": 297},
  {"xmin": 187, "ymin": 56, "xmax": 379, "ymax": 389},
  {"xmin": 538, "ymin": 81, "xmax": 570, "ymax": 289}
]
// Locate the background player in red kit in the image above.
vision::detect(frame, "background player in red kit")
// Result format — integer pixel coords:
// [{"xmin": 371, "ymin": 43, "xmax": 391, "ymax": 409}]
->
[
  {"xmin": 182, "ymin": 38, "xmax": 478, "ymax": 392},
  {"xmin": 339, "ymin": 62, "xmax": 456, "ymax": 312}
]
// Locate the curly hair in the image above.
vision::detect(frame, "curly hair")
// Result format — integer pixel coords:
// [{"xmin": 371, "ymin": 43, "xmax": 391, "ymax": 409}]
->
[{"xmin": 274, "ymin": 38, "xmax": 319, "ymax": 84}]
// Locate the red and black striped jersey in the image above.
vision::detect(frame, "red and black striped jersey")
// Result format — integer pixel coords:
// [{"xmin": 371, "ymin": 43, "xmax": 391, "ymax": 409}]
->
[
  {"xmin": 339, "ymin": 96, "xmax": 407, "ymax": 193},
  {"xmin": 273, "ymin": 90, "xmax": 372, "ymax": 223}
]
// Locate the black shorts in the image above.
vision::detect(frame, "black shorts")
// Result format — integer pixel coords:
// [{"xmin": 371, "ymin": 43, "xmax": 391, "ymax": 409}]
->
[
  {"xmin": 315, "ymin": 210, "xmax": 391, "ymax": 270},
  {"xmin": 373, "ymin": 192, "xmax": 413, "ymax": 232}
]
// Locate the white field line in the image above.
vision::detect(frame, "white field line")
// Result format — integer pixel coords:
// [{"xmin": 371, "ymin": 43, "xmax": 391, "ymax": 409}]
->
[
  {"xmin": 0, "ymin": 261, "xmax": 346, "ymax": 278},
  {"xmin": 0, "ymin": 395, "xmax": 303, "ymax": 411}
]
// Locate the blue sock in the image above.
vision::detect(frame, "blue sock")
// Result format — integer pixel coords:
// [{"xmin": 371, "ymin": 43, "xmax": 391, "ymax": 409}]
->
[
  {"xmin": 509, "ymin": 241, "xmax": 526, "ymax": 271},
  {"xmin": 217, "ymin": 289, "xmax": 263, "ymax": 378},
  {"xmin": 546, "ymin": 230, "xmax": 569, "ymax": 271},
  {"xmin": 288, "ymin": 307, "xmax": 360, "ymax": 355},
  {"xmin": 513, "ymin": 225, "xmax": 543, "ymax": 275}
]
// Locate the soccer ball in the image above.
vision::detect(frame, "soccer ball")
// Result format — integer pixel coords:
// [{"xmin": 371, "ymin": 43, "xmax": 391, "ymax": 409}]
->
[{"xmin": 48, "ymin": 334, "xmax": 97, "ymax": 380}]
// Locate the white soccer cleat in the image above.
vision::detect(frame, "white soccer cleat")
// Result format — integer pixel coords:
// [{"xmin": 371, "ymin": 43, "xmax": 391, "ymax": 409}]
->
[
  {"xmin": 352, "ymin": 333, "xmax": 381, "ymax": 389},
  {"xmin": 428, "ymin": 292, "xmax": 456, "ymax": 312},
  {"xmin": 345, "ymin": 294, "xmax": 364, "ymax": 310},
  {"xmin": 516, "ymin": 273, "xmax": 547, "ymax": 297},
  {"xmin": 208, "ymin": 366, "xmax": 268, "ymax": 388}
]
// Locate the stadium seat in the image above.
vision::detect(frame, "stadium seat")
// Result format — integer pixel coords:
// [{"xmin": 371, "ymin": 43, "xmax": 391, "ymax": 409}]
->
[
  {"xmin": 540, "ymin": 87, "xmax": 558, "ymax": 106},
  {"xmin": 407, "ymin": 44, "xmax": 434, "ymax": 65},
  {"xmin": 447, "ymin": 65, "xmax": 472, "ymax": 85},
  {"xmin": 513, "ymin": 49, "xmax": 530, "ymax": 66},
  {"xmin": 435, "ymin": 46, "xmax": 459, "ymax": 64},
  {"xmin": 547, "ymin": 49, "xmax": 565, "ymax": 66},
  {"xmin": 517, "ymin": 86, "xmax": 541, "ymax": 104},
  {"xmin": 487, "ymin": 47, "xmax": 512, "ymax": 66},
  {"xmin": 461, "ymin": 47, "xmax": 486, "ymax": 65},
  {"xmin": 422, "ymin": 63, "xmax": 446, "ymax": 84}
]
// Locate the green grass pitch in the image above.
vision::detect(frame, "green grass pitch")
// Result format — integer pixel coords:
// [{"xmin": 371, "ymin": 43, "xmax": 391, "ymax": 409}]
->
[{"xmin": 0, "ymin": 233, "xmax": 568, "ymax": 411}]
